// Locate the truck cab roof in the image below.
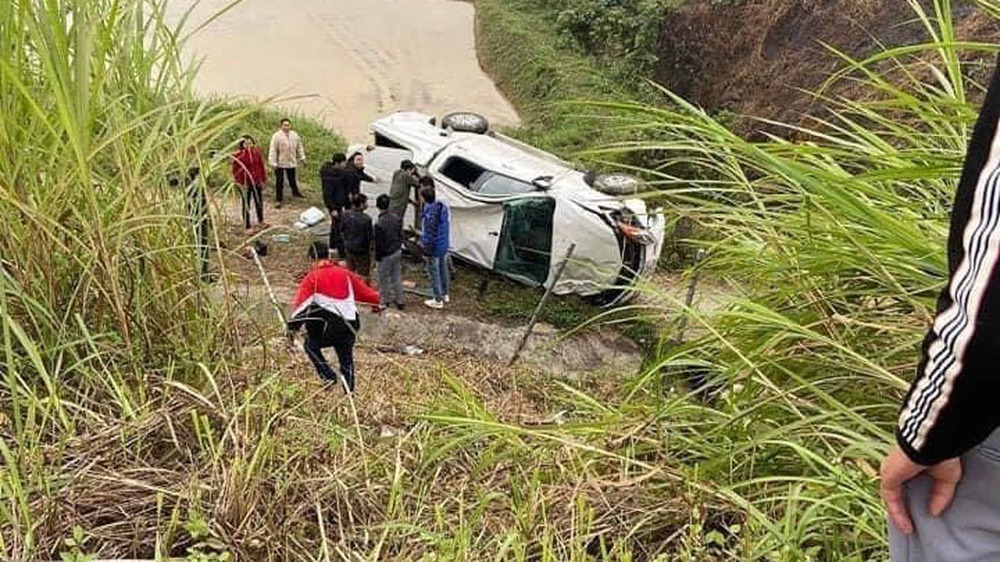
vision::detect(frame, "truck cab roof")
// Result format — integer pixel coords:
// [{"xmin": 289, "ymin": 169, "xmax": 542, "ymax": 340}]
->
[{"xmin": 371, "ymin": 111, "xmax": 615, "ymax": 202}]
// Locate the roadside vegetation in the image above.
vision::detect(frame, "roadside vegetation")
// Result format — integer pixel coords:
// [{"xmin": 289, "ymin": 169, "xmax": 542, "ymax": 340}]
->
[
  {"xmin": 6, "ymin": 0, "xmax": 1000, "ymax": 560},
  {"xmin": 591, "ymin": 0, "xmax": 998, "ymax": 558},
  {"xmin": 486, "ymin": 0, "xmax": 1000, "ymax": 558},
  {"xmin": 475, "ymin": 0, "xmax": 678, "ymax": 158}
]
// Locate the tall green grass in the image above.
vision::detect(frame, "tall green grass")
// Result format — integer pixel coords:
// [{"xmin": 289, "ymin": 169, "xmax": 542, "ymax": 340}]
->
[
  {"xmin": 0, "ymin": 0, "xmax": 261, "ymax": 556},
  {"xmin": 558, "ymin": 0, "xmax": 1000, "ymax": 557},
  {"xmin": 9, "ymin": 0, "xmax": 1000, "ymax": 559},
  {"xmin": 475, "ymin": 0, "xmax": 670, "ymax": 159},
  {"xmin": 0, "ymin": 0, "xmax": 704, "ymax": 559}
]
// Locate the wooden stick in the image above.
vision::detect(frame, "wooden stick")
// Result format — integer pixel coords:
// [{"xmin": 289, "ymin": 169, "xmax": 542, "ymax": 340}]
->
[
  {"xmin": 508, "ymin": 243, "xmax": 576, "ymax": 367},
  {"xmin": 675, "ymin": 248, "xmax": 707, "ymax": 343},
  {"xmin": 250, "ymin": 247, "xmax": 287, "ymax": 327}
]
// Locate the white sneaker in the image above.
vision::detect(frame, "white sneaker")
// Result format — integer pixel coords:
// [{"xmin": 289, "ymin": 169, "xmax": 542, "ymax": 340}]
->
[
  {"xmin": 444, "ymin": 294, "xmax": 450, "ymax": 303},
  {"xmin": 423, "ymin": 299, "xmax": 444, "ymax": 310}
]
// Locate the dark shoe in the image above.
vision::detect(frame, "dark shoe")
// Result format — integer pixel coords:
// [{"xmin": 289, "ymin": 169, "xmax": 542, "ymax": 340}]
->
[
  {"xmin": 395, "ymin": 302, "xmax": 406, "ymax": 311},
  {"xmin": 293, "ymin": 193, "xmax": 305, "ymax": 198},
  {"xmin": 276, "ymin": 201, "xmax": 283, "ymax": 209}
]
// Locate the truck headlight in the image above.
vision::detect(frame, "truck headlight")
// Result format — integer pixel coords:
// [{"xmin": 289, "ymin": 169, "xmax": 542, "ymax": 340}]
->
[{"xmin": 618, "ymin": 222, "xmax": 657, "ymax": 245}]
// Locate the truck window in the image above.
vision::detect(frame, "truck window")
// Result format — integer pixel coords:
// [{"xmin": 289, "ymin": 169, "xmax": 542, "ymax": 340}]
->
[
  {"xmin": 440, "ymin": 157, "xmax": 486, "ymax": 190},
  {"xmin": 474, "ymin": 172, "xmax": 536, "ymax": 196},
  {"xmin": 374, "ymin": 133, "xmax": 406, "ymax": 150},
  {"xmin": 440, "ymin": 157, "xmax": 536, "ymax": 196}
]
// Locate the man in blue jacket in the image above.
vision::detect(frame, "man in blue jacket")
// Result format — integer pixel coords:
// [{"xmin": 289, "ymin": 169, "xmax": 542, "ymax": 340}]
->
[{"xmin": 419, "ymin": 177, "xmax": 450, "ymax": 309}]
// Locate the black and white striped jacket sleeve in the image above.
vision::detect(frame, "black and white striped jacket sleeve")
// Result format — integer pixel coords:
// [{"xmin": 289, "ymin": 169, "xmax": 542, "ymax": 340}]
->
[{"xmin": 897, "ymin": 56, "xmax": 1000, "ymax": 466}]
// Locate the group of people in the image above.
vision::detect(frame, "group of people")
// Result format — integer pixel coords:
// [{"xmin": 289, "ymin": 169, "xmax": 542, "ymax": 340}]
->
[
  {"xmin": 283, "ymin": 156, "xmax": 453, "ymax": 394},
  {"xmin": 231, "ymin": 118, "xmax": 452, "ymax": 309},
  {"xmin": 230, "ymin": 117, "xmax": 308, "ymax": 232},
  {"xmin": 319, "ymin": 153, "xmax": 452, "ymax": 310},
  {"xmin": 230, "ymin": 119, "xmax": 458, "ymax": 395}
]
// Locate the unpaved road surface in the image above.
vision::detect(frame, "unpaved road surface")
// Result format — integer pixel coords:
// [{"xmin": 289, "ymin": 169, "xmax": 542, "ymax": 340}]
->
[{"xmin": 166, "ymin": 0, "xmax": 519, "ymax": 142}]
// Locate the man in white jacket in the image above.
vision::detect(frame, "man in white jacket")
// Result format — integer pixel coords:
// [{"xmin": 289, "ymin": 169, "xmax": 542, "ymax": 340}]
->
[{"xmin": 268, "ymin": 118, "xmax": 306, "ymax": 207}]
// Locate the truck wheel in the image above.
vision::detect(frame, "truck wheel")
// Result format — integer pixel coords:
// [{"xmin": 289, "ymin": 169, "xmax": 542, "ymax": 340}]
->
[
  {"xmin": 441, "ymin": 112, "xmax": 490, "ymax": 134},
  {"xmin": 593, "ymin": 173, "xmax": 645, "ymax": 196}
]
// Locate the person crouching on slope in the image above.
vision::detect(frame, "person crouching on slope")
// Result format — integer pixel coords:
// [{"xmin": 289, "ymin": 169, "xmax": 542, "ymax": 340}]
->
[{"xmin": 287, "ymin": 242, "xmax": 379, "ymax": 393}]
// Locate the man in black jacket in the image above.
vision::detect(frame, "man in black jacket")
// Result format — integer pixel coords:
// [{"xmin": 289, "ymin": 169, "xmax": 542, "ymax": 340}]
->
[
  {"xmin": 341, "ymin": 193, "xmax": 373, "ymax": 280},
  {"xmin": 320, "ymin": 153, "xmax": 349, "ymax": 258},
  {"xmin": 345, "ymin": 151, "xmax": 376, "ymax": 203},
  {"xmin": 374, "ymin": 194, "xmax": 405, "ymax": 310},
  {"xmin": 882, "ymin": 55, "xmax": 1000, "ymax": 560}
]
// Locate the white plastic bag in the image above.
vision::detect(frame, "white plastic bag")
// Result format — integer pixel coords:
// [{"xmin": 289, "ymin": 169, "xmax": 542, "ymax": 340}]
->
[{"xmin": 298, "ymin": 206, "xmax": 326, "ymax": 227}]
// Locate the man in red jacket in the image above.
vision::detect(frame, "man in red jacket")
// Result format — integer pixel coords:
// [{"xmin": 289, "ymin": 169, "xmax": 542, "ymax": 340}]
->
[
  {"xmin": 231, "ymin": 135, "xmax": 268, "ymax": 233},
  {"xmin": 287, "ymin": 242, "xmax": 380, "ymax": 393}
]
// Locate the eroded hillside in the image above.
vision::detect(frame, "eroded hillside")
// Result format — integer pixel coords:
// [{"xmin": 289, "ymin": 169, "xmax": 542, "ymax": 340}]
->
[{"xmin": 657, "ymin": 0, "xmax": 1000, "ymax": 133}]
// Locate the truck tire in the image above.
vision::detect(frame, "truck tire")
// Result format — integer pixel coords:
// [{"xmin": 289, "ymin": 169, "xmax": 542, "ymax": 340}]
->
[
  {"xmin": 593, "ymin": 173, "xmax": 645, "ymax": 196},
  {"xmin": 441, "ymin": 112, "xmax": 490, "ymax": 134}
]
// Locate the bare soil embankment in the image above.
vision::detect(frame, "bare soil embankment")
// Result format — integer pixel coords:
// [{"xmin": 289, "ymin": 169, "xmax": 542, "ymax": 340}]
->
[{"xmin": 657, "ymin": 0, "xmax": 1000, "ymax": 134}]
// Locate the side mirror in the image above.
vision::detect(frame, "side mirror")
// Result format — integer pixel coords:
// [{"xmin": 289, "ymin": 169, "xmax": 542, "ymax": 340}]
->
[{"xmin": 532, "ymin": 176, "xmax": 554, "ymax": 190}]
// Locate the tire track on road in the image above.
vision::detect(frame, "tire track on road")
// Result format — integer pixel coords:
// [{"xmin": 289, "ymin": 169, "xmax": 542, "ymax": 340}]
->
[{"xmin": 319, "ymin": 10, "xmax": 398, "ymax": 114}]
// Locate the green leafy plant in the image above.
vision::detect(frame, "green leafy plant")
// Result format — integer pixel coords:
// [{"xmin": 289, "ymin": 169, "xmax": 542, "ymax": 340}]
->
[{"xmin": 59, "ymin": 527, "xmax": 95, "ymax": 562}]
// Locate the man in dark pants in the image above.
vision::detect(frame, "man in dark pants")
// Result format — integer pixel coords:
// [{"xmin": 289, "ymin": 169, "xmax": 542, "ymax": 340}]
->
[
  {"xmin": 341, "ymin": 193, "xmax": 374, "ymax": 280},
  {"xmin": 374, "ymin": 194, "xmax": 405, "ymax": 310},
  {"xmin": 882, "ymin": 54, "xmax": 1000, "ymax": 560},
  {"xmin": 267, "ymin": 118, "xmax": 305, "ymax": 207},
  {"xmin": 287, "ymin": 242, "xmax": 379, "ymax": 393},
  {"xmin": 321, "ymin": 152, "xmax": 350, "ymax": 258}
]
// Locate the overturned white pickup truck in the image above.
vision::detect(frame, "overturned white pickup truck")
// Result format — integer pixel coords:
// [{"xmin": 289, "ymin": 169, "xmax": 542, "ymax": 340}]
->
[{"xmin": 350, "ymin": 111, "xmax": 666, "ymax": 305}]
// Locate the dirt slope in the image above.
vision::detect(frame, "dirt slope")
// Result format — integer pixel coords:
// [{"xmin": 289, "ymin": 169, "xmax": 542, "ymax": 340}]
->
[{"xmin": 656, "ymin": 0, "xmax": 1000, "ymax": 134}]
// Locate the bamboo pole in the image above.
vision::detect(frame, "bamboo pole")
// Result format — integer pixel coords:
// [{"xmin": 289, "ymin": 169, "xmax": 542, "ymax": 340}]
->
[
  {"xmin": 250, "ymin": 246, "xmax": 287, "ymax": 328},
  {"xmin": 508, "ymin": 243, "xmax": 576, "ymax": 367}
]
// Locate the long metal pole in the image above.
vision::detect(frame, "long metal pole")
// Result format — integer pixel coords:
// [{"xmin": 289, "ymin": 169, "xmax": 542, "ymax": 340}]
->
[{"xmin": 508, "ymin": 243, "xmax": 576, "ymax": 367}]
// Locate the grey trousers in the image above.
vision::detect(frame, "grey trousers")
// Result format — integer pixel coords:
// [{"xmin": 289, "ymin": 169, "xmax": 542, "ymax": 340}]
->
[
  {"xmin": 377, "ymin": 250, "xmax": 404, "ymax": 307},
  {"xmin": 890, "ymin": 428, "xmax": 1000, "ymax": 561}
]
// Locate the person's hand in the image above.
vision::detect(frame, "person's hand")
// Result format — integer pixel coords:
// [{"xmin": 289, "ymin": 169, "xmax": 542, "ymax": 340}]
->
[{"xmin": 880, "ymin": 445, "xmax": 962, "ymax": 535}]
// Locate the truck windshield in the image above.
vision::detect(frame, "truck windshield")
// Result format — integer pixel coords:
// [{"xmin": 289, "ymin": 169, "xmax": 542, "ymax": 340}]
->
[{"xmin": 472, "ymin": 172, "xmax": 536, "ymax": 196}]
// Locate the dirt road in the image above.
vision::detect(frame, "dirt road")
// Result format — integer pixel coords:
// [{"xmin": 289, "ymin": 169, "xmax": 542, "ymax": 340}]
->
[{"xmin": 166, "ymin": 0, "xmax": 519, "ymax": 142}]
